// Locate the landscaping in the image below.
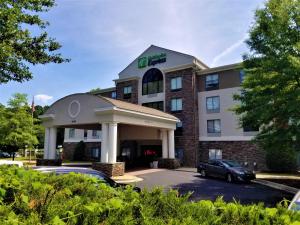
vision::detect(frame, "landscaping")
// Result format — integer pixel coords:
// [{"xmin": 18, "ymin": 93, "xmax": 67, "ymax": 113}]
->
[{"xmin": 0, "ymin": 166, "xmax": 300, "ymax": 224}]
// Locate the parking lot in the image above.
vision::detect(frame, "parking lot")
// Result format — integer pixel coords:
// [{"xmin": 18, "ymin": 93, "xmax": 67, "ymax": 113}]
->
[{"xmin": 135, "ymin": 169, "xmax": 294, "ymax": 207}]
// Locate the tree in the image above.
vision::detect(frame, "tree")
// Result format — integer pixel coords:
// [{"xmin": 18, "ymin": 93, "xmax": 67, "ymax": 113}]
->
[
  {"xmin": 233, "ymin": 0, "xmax": 300, "ymax": 171},
  {"xmin": 0, "ymin": 93, "xmax": 40, "ymax": 156},
  {"xmin": 0, "ymin": 0, "xmax": 69, "ymax": 84},
  {"xmin": 89, "ymin": 88, "xmax": 101, "ymax": 93}
]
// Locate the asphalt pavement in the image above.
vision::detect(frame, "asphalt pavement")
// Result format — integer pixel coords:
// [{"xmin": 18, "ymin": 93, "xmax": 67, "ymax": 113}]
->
[{"xmin": 136, "ymin": 169, "xmax": 294, "ymax": 207}]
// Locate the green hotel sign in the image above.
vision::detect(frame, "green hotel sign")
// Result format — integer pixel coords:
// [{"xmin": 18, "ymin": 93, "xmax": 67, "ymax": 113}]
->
[{"xmin": 138, "ymin": 53, "xmax": 166, "ymax": 68}]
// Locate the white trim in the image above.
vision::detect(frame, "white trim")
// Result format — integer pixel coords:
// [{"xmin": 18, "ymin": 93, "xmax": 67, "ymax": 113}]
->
[
  {"xmin": 162, "ymin": 63, "xmax": 194, "ymax": 73},
  {"xmin": 64, "ymin": 139, "xmax": 102, "ymax": 143},
  {"xmin": 94, "ymin": 106, "xmax": 117, "ymax": 113},
  {"xmin": 113, "ymin": 76, "xmax": 140, "ymax": 83},
  {"xmin": 39, "ymin": 114, "xmax": 55, "ymax": 120},
  {"xmin": 94, "ymin": 106, "xmax": 179, "ymax": 122},
  {"xmin": 199, "ymin": 136, "xmax": 255, "ymax": 141}
]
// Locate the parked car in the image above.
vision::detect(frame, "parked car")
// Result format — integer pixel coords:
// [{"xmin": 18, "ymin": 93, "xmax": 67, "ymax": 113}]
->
[
  {"xmin": 288, "ymin": 191, "xmax": 300, "ymax": 211},
  {"xmin": 197, "ymin": 160, "xmax": 256, "ymax": 183},
  {"xmin": 0, "ymin": 160, "xmax": 23, "ymax": 167},
  {"xmin": 33, "ymin": 167, "xmax": 141, "ymax": 192},
  {"xmin": 0, "ymin": 152, "xmax": 11, "ymax": 158}
]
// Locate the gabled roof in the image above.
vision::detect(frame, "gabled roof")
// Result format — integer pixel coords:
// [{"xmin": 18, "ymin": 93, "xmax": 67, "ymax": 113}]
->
[
  {"xmin": 118, "ymin": 45, "xmax": 209, "ymax": 77},
  {"xmin": 100, "ymin": 96, "xmax": 178, "ymax": 121}
]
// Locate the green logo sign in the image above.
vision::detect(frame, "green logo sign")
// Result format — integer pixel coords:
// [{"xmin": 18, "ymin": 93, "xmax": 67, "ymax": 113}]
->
[{"xmin": 138, "ymin": 53, "xmax": 166, "ymax": 68}]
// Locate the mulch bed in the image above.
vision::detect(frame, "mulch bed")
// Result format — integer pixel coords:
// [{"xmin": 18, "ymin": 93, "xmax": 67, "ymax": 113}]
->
[{"xmin": 263, "ymin": 178, "xmax": 300, "ymax": 189}]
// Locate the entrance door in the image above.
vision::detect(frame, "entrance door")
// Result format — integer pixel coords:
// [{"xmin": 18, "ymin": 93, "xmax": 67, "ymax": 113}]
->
[{"xmin": 140, "ymin": 145, "xmax": 162, "ymax": 167}]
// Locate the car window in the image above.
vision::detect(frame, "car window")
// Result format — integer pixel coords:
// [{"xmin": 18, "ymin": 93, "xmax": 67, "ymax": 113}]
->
[{"xmin": 222, "ymin": 160, "xmax": 241, "ymax": 167}]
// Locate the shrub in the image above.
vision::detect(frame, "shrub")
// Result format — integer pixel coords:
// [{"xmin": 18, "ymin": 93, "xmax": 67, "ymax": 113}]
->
[
  {"xmin": 0, "ymin": 166, "xmax": 299, "ymax": 224},
  {"xmin": 73, "ymin": 141, "xmax": 86, "ymax": 161},
  {"xmin": 266, "ymin": 147, "xmax": 298, "ymax": 172}
]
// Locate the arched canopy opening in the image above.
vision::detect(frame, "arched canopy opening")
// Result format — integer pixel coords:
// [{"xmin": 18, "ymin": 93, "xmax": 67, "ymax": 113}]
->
[{"xmin": 142, "ymin": 68, "xmax": 163, "ymax": 95}]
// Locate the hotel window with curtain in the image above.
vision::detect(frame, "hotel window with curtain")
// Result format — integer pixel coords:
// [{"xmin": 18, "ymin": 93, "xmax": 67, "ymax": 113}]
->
[
  {"xmin": 205, "ymin": 74, "xmax": 219, "ymax": 90},
  {"xmin": 206, "ymin": 96, "xmax": 220, "ymax": 113},
  {"xmin": 171, "ymin": 98, "xmax": 182, "ymax": 112},
  {"xmin": 123, "ymin": 86, "xmax": 132, "ymax": 99},
  {"xmin": 207, "ymin": 119, "xmax": 221, "ymax": 134},
  {"xmin": 209, "ymin": 149, "xmax": 222, "ymax": 160},
  {"xmin": 171, "ymin": 77, "xmax": 182, "ymax": 91},
  {"xmin": 111, "ymin": 91, "xmax": 116, "ymax": 99},
  {"xmin": 69, "ymin": 128, "xmax": 75, "ymax": 139}
]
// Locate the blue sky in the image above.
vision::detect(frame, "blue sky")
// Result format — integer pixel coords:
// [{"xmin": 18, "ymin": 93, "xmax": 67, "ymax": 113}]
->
[{"xmin": 0, "ymin": 0, "xmax": 265, "ymax": 106}]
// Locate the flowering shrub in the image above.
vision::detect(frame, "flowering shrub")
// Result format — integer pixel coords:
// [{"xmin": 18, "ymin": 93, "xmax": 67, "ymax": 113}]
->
[{"xmin": 0, "ymin": 166, "xmax": 299, "ymax": 224}]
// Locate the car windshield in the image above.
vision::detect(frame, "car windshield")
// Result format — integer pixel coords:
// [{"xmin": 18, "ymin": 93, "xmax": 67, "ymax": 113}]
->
[
  {"xmin": 222, "ymin": 160, "xmax": 241, "ymax": 167},
  {"xmin": 291, "ymin": 202, "xmax": 300, "ymax": 211}
]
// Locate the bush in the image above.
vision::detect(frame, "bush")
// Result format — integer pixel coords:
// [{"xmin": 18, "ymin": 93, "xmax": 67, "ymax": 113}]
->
[
  {"xmin": 266, "ymin": 147, "xmax": 298, "ymax": 172},
  {"xmin": 73, "ymin": 141, "xmax": 86, "ymax": 161},
  {"xmin": 0, "ymin": 166, "xmax": 299, "ymax": 224}
]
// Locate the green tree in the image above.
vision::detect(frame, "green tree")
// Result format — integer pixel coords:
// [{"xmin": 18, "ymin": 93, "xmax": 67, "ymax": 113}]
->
[
  {"xmin": 0, "ymin": 0, "xmax": 69, "ymax": 84},
  {"xmin": 233, "ymin": 0, "xmax": 300, "ymax": 171},
  {"xmin": 0, "ymin": 94, "xmax": 40, "ymax": 156},
  {"xmin": 89, "ymin": 88, "xmax": 101, "ymax": 93}
]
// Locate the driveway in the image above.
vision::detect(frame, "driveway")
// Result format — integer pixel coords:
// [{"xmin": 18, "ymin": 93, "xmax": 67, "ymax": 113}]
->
[{"xmin": 135, "ymin": 169, "xmax": 294, "ymax": 207}]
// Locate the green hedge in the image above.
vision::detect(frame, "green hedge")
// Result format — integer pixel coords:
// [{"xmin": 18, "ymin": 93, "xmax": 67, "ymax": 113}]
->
[{"xmin": 0, "ymin": 166, "xmax": 299, "ymax": 224}]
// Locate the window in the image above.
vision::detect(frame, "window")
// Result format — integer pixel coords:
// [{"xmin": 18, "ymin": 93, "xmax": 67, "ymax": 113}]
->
[
  {"xmin": 91, "ymin": 148, "xmax": 100, "ymax": 159},
  {"xmin": 142, "ymin": 101, "xmax": 164, "ymax": 111},
  {"xmin": 240, "ymin": 70, "xmax": 245, "ymax": 83},
  {"xmin": 175, "ymin": 121, "xmax": 183, "ymax": 136},
  {"xmin": 205, "ymin": 74, "xmax": 219, "ymax": 90},
  {"xmin": 207, "ymin": 119, "xmax": 221, "ymax": 133},
  {"xmin": 111, "ymin": 91, "xmax": 116, "ymax": 99},
  {"xmin": 123, "ymin": 86, "xmax": 132, "ymax": 99},
  {"xmin": 142, "ymin": 68, "xmax": 163, "ymax": 95},
  {"xmin": 92, "ymin": 130, "xmax": 100, "ymax": 139},
  {"xmin": 69, "ymin": 128, "xmax": 75, "ymax": 138},
  {"xmin": 84, "ymin": 130, "xmax": 88, "ymax": 140},
  {"xmin": 171, "ymin": 98, "xmax": 182, "ymax": 111},
  {"xmin": 209, "ymin": 149, "xmax": 222, "ymax": 160},
  {"xmin": 171, "ymin": 77, "xmax": 182, "ymax": 90},
  {"xmin": 206, "ymin": 96, "xmax": 220, "ymax": 113}
]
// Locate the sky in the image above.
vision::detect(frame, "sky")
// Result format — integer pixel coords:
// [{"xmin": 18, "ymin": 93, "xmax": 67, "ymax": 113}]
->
[{"xmin": 0, "ymin": 0, "xmax": 265, "ymax": 106}]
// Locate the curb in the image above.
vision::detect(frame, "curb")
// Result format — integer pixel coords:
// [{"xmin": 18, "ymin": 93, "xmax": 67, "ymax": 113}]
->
[{"xmin": 253, "ymin": 179, "xmax": 298, "ymax": 194}]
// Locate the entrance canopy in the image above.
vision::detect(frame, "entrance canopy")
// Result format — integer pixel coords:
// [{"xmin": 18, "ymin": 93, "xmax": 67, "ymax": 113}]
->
[
  {"xmin": 40, "ymin": 93, "xmax": 179, "ymax": 129},
  {"xmin": 39, "ymin": 93, "xmax": 179, "ymax": 164}
]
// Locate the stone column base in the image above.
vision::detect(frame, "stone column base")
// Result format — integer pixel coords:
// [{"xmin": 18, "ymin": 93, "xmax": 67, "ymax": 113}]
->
[
  {"xmin": 36, "ymin": 159, "xmax": 62, "ymax": 166},
  {"xmin": 92, "ymin": 162, "xmax": 125, "ymax": 177},
  {"xmin": 158, "ymin": 158, "xmax": 180, "ymax": 169}
]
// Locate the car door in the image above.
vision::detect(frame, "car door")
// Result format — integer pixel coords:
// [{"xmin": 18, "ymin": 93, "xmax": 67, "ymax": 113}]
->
[{"xmin": 213, "ymin": 161, "xmax": 227, "ymax": 178}]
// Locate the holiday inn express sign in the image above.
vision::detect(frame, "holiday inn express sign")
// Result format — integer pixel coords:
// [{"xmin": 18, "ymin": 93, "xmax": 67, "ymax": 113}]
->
[{"xmin": 138, "ymin": 53, "xmax": 166, "ymax": 68}]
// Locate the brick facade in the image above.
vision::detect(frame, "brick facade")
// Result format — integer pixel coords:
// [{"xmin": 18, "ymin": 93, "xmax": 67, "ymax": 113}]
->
[
  {"xmin": 63, "ymin": 142, "xmax": 101, "ymax": 161},
  {"xmin": 92, "ymin": 162, "xmax": 125, "ymax": 177},
  {"xmin": 116, "ymin": 80, "xmax": 139, "ymax": 104},
  {"xmin": 199, "ymin": 141, "xmax": 267, "ymax": 171},
  {"xmin": 165, "ymin": 67, "xmax": 199, "ymax": 167}
]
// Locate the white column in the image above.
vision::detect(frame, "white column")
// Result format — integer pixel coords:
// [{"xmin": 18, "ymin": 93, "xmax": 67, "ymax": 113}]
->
[
  {"xmin": 161, "ymin": 130, "xmax": 168, "ymax": 158},
  {"xmin": 108, "ymin": 122, "xmax": 118, "ymax": 163},
  {"xmin": 101, "ymin": 123, "xmax": 109, "ymax": 163},
  {"xmin": 48, "ymin": 127, "xmax": 57, "ymax": 160},
  {"xmin": 168, "ymin": 129, "xmax": 175, "ymax": 159},
  {"xmin": 43, "ymin": 127, "xmax": 50, "ymax": 159}
]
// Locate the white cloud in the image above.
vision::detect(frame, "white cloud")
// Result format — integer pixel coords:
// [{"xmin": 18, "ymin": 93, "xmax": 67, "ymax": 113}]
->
[
  {"xmin": 211, "ymin": 34, "xmax": 248, "ymax": 66},
  {"xmin": 35, "ymin": 94, "xmax": 53, "ymax": 105}
]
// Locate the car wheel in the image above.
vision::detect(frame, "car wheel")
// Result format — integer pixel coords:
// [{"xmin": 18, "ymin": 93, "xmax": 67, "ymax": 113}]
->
[
  {"xmin": 226, "ymin": 173, "xmax": 233, "ymax": 183},
  {"xmin": 200, "ymin": 169, "xmax": 206, "ymax": 177}
]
